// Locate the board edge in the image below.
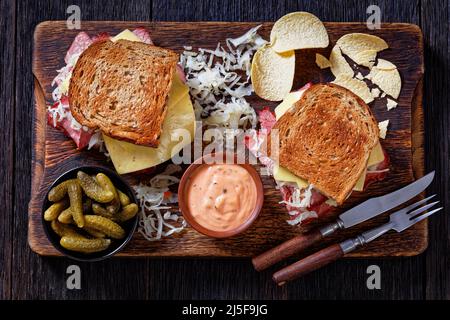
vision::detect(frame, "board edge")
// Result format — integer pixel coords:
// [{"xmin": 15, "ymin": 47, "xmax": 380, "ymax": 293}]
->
[{"xmin": 28, "ymin": 20, "xmax": 428, "ymax": 258}]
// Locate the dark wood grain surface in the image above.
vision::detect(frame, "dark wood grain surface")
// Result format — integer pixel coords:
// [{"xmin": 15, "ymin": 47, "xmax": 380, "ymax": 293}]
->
[
  {"xmin": 1, "ymin": 0, "xmax": 449, "ymax": 300},
  {"xmin": 0, "ymin": 0, "xmax": 15, "ymax": 300},
  {"xmin": 30, "ymin": 21, "xmax": 424, "ymax": 258}
]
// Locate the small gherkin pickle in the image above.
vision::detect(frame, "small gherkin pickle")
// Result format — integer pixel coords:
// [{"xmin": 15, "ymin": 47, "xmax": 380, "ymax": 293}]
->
[
  {"xmin": 48, "ymin": 179, "xmax": 77, "ymax": 202},
  {"xmin": 58, "ymin": 207, "xmax": 73, "ymax": 224},
  {"xmin": 96, "ymin": 173, "xmax": 120, "ymax": 214},
  {"xmin": 118, "ymin": 190, "xmax": 131, "ymax": 207},
  {"xmin": 51, "ymin": 220, "xmax": 85, "ymax": 239},
  {"xmin": 44, "ymin": 199, "xmax": 68, "ymax": 221},
  {"xmin": 83, "ymin": 227, "xmax": 106, "ymax": 238},
  {"xmin": 68, "ymin": 181, "xmax": 85, "ymax": 228},
  {"xmin": 117, "ymin": 203, "xmax": 139, "ymax": 222},
  {"xmin": 77, "ymin": 171, "xmax": 114, "ymax": 203},
  {"xmin": 58, "ymin": 198, "xmax": 91, "ymax": 224},
  {"xmin": 60, "ymin": 236, "xmax": 111, "ymax": 253},
  {"xmin": 84, "ymin": 215, "xmax": 126, "ymax": 239},
  {"xmin": 92, "ymin": 203, "xmax": 115, "ymax": 219}
]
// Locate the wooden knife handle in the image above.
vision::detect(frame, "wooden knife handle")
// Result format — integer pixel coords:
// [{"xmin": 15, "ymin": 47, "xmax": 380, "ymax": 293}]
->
[
  {"xmin": 272, "ymin": 244, "xmax": 344, "ymax": 286},
  {"xmin": 252, "ymin": 229, "xmax": 323, "ymax": 271}
]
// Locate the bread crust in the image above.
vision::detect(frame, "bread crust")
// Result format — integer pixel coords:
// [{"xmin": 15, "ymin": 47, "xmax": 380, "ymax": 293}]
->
[
  {"xmin": 69, "ymin": 39, "xmax": 179, "ymax": 147},
  {"xmin": 268, "ymin": 83, "xmax": 379, "ymax": 205}
]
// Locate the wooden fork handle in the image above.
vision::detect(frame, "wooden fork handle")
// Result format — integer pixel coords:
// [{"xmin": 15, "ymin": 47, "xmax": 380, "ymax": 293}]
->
[
  {"xmin": 272, "ymin": 244, "xmax": 344, "ymax": 286},
  {"xmin": 252, "ymin": 229, "xmax": 323, "ymax": 271}
]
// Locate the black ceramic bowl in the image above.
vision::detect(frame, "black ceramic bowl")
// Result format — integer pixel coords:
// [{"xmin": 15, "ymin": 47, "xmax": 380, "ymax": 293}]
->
[{"xmin": 42, "ymin": 165, "xmax": 138, "ymax": 262}]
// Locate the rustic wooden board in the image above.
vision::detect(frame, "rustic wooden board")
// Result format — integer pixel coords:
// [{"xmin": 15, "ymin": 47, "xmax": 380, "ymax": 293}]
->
[{"xmin": 30, "ymin": 21, "xmax": 425, "ymax": 257}]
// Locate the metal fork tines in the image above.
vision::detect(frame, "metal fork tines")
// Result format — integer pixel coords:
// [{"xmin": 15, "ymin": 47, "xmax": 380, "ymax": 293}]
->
[
  {"xmin": 272, "ymin": 195, "xmax": 443, "ymax": 285},
  {"xmin": 350, "ymin": 195, "xmax": 443, "ymax": 249},
  {"xmin": 391, "ymin": 195, "xmax": 440, "ymax": 231}
]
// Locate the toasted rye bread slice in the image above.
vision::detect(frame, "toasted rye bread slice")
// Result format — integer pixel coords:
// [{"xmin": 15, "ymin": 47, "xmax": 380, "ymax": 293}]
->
[
  {"xmin": 69, "ymin": 39, "xmax": 179, "ymax": 147},
  {"xmin": 268, "ymin": 83, "xmax": 379, "ymax": 205}
]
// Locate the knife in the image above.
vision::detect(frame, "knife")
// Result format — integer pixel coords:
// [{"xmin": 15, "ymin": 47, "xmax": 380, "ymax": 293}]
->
[
  {"xmin": 252, "ymin": 171, "xmax": 435, "ymax": 271},
  {"xmin": 272, "ymin": 195, "xmax": 441, "ymax": 285}
]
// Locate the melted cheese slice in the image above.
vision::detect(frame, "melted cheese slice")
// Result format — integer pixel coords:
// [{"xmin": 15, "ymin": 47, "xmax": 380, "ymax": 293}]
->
[
  {"xmin": 104, "ymin": 81, "xmax": 195, "ymax": 174},
  {"xmin": 103, "ymin": 30, "xmax": 195, "ymax": 174},
  {"xmin": 352, "ymin": 168, "xmax": 367, "ymax": 191},
  {"xmin": 273, "ymin": 164, "xmax": 308, "ymax": 189},
  {"xmin": 275, "ymin": 91, "xmax": 305, "ymax": 120},
  {"xmin": 272, "ymin": 91, "xmax": 384, "ymax": 191},
  {"xmin": 351, "ymin": 142, "xmax": 384, "ymax": 191},
  {"xmin": 367, "ymin": 141, "xmax": 384, "ymax": 167},
  {"xmin": 168, "ymin": 68, "xmax": 189, "ymax": 104},
  {"xmin": 111, "ymin": 29, "xmax": 142, "ymax": 42}
]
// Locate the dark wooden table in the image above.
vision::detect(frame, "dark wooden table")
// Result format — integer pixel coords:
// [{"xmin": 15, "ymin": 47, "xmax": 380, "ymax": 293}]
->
[{"xmin": 0, "ymin": 0, "xmax": 448, "ymax": 300}]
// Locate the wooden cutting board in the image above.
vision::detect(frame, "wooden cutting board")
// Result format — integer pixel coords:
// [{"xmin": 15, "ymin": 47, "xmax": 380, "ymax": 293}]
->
[{"xmin": 30, "ymin": 21, "xmax": 425, "ymax": 257}]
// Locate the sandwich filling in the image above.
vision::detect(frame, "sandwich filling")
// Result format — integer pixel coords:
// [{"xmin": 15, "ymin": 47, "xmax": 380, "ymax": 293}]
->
[
  {"xmin": 48, "ymin": 29, "xmax": 195, "ymax": 174},
  {"xmin": 68, "ymin": 36, "xmax": 179, "ymax": 147},
  {"xmin": 245, "ymin": 83, "xmax": 389, "ymax": 226},
  {"xmin": 47, "ymin": 28, "xmax": 157, "ymax": 150}
]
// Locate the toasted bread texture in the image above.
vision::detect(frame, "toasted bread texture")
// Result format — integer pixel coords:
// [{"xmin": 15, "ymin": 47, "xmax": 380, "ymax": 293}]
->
[
  {"xmin": 69, "ymin": 39, "xmax": 179, "ymax": 147},
  {"xmin": 268, "ymin": 83, "xmax": 379, "ymax": 204}
]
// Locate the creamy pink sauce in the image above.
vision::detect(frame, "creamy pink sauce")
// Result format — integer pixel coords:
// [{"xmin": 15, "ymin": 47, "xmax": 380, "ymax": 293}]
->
[{"xmin": 186, "ymin": 164, "xmax": 257, "ymax": 232}]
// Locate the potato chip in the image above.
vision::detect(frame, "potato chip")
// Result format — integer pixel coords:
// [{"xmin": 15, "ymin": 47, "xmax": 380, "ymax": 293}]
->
[
  {"xmin": 270, "ymin": 12, "xmax": 329, "ymax": 53},
  {"xmin": 251, "ymin": 44, "xmax": 295, "ymax": 101},
  {"xmin": 355, "ymin": 72, "xmax": 364, "ymax": 80},
  {"xmin": 329, "ymin": 45, "xmax": 354, "ymax": 78},
  {"xmin": 371, "ymin": 87, "xmax": 381, "ymax": 98},
  {"xmin": 374, "ymin": 59, "xmax": 397, "ymax": 71},
  {"xmin": 366, "ymin": 59, "xmax": 401, "ymax": 99},
  {"xmin": 386, "ymin": 98, "xmax": 398, "ymax": 110},
  {"xmin": 351, "ymin": 49, "xmax": 377, "ymax": 68},
  {"xmin": 378, "ymin": 120, "xmax": 389, "ymax": 139},
  {"xmin": 315, "ymin": 53, "xmax": 331, "ymax": 69},
  {"xmin": 331, "ymin": 74, "xmax": 373, "ymax": 104},
  {"xmin": 336, "ymin": 33, "xmax": 388, "ymax": 64}
]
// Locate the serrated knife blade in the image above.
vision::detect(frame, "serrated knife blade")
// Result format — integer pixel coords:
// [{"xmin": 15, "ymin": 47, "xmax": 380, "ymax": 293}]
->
[{"xmin": 338, "ymin": 171, "xmax": 435, "ymax": 228}]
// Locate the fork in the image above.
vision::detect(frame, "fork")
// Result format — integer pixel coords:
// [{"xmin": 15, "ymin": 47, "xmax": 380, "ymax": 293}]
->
[{"xmin": 272, "ymin": 195, "xmax": 442, "ymax": 286}]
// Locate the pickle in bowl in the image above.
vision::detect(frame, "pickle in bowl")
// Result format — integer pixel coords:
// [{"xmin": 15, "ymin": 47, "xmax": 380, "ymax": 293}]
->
[{"xmin": 42, "ymin": 166, "xmax": 139, "ymax": 261}]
